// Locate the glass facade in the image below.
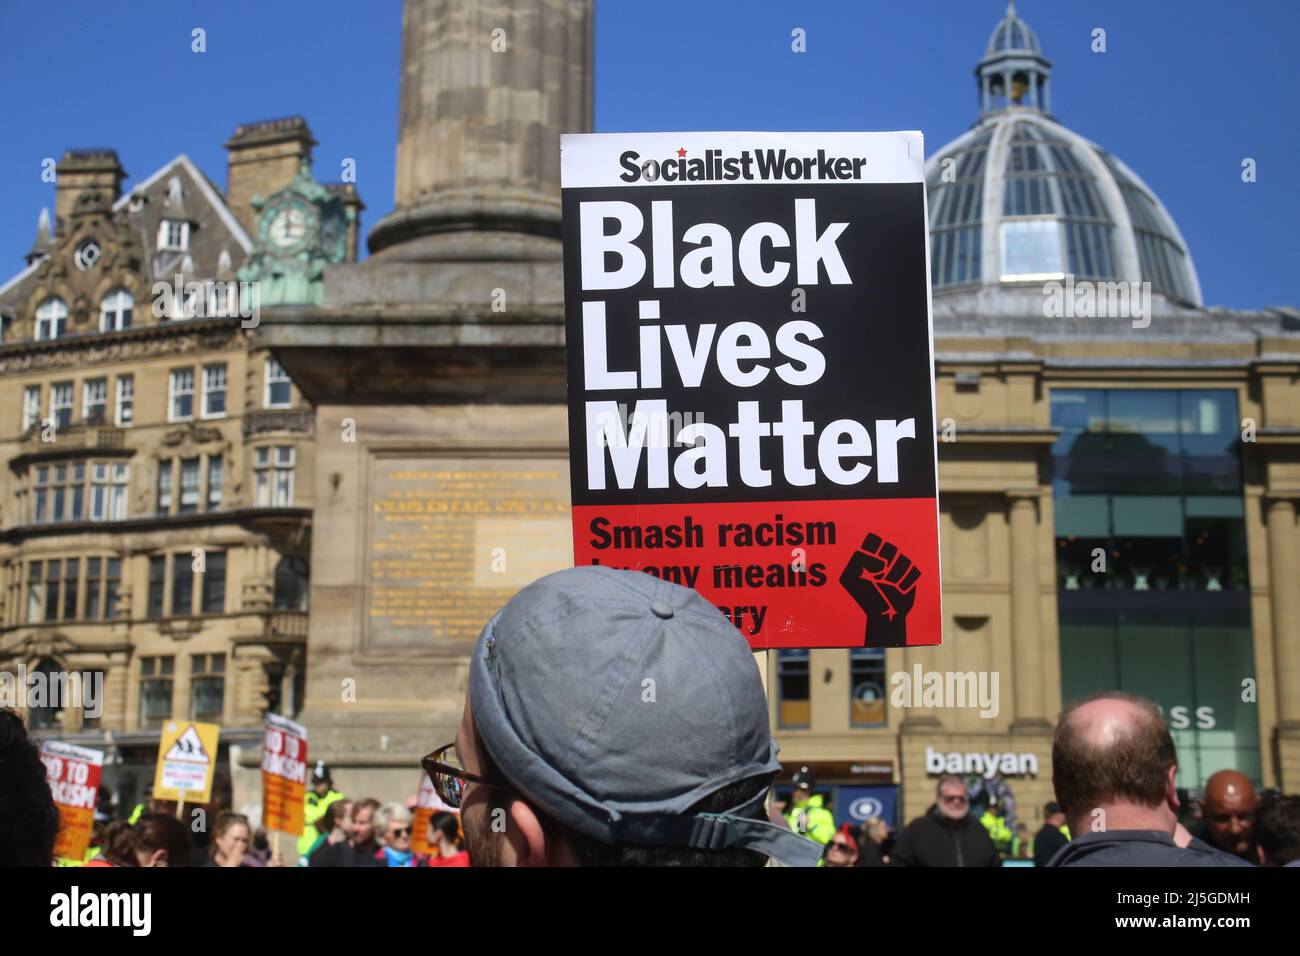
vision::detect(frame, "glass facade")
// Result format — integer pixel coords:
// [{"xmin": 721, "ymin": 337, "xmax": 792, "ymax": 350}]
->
[{"xmin": 1051, "ymin": 388, "xmax": 1259, "ymax": 785}]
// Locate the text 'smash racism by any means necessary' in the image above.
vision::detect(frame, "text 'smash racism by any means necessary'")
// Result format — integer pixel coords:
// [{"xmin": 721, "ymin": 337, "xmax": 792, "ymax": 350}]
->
[{"xmin": 561, "ymin": 131, "xmax": 941, "ymax": 649}]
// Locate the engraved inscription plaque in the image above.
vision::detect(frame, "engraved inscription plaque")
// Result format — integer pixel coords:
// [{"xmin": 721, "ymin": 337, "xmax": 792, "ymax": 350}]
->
[{"xmin": 366, "ymin": 456, "xmax": 572, "ymax": 651}]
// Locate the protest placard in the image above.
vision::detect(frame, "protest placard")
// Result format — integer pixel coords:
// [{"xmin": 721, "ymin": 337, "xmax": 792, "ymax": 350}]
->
[
  {"xmin": 152, "ymin": 720, "xmax": 220, "ymax": 803},
  {"xmin": 562, "ymin": 131, "xmax": 941, "ymax": 647},
  {"xmin": 262, "ymin": 713, "xmax": 308, "ymax": 837},
  {"xmin": 41, "ymin": 740, "xmax": 104, "ymax": 861}
]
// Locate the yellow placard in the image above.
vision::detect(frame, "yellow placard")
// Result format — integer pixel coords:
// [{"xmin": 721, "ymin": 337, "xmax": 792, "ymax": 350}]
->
[{"xmin": 152, "ymin": 720, "xmax": 221, "ymax": 803}]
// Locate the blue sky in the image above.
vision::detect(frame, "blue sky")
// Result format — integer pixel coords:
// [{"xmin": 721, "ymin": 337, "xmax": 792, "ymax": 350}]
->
[{"xmin": 1, "ymin": 0, "xmax": 1295, "ymax": 308}]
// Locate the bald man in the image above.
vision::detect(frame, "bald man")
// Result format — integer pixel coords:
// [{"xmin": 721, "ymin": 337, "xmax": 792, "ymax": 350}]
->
[
  {"xmin": 1045, "ymin": 691, "xmax": 1251, "ymax": 867},
  {"xmin": 1201, "ymin": 770, "xmax": 1258, "ymax": 861}
]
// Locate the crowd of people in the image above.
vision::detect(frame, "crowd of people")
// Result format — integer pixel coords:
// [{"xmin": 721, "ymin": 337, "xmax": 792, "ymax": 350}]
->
[
  {"xmin": 36, "ymin": 768, "xmax": 474, "ymax": 868},
  {"xmin": 3, "ymin": 566, "xmax": 1299, "ymax": 868},
  {"xmin": 798, "ymin": 767, "xmax": 1300, "ymax": 868},
  {"xmin": 296, "ymin": 772, "xmax": 470, "ymax": 868},
  {"xmin": 790, "ymin": 695, "xmax": 1300, "ymax": 867}
]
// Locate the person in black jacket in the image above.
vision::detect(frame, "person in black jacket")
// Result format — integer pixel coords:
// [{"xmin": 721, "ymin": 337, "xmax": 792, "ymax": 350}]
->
[
  {"xmin": 889, "ymin": 775, "xmax": 1000, "ymax": 867},
  {"xmin": 855, "ymin": 816, "xmax": 890, "ymax": 867},
  {"xmin": 1033, "ymin": 801, "xmax": 1070, "ymax": 866}
]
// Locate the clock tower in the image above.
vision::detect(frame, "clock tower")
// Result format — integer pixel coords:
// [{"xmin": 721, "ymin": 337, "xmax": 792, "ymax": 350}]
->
[{"xmin": 238, "ymin": 159, "xmax": 358, "ymax": 305}]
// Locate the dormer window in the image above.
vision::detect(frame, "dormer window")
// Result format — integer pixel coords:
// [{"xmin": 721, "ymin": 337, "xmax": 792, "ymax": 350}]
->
[
  {"xmin": 159, "ymin": 220, "xmax": 189, "ymax": 252},
  {"xmin": 35, "ymin": 297, "xmax": 68, "ymax": 340},
  {"xmin": 100, "ymin": 288, "xmax": 134, "ymax": 332}
]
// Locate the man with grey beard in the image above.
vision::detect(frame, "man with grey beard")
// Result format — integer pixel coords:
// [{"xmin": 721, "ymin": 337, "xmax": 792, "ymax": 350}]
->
[{"xmin": 889, "ymin": 774, "xmax": 1000, "ymax": 867}]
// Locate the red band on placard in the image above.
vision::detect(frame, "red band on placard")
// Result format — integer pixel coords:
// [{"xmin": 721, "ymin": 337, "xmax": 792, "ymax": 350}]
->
[{"xmin": 572, "ymin": 498, "xmax": 940, "ymax": 649}]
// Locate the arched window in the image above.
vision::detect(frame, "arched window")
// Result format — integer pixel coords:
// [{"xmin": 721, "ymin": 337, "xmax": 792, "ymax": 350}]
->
[
  {"xmin": 100, "ymin": 288, "xmax": 134, "ymax": 332},
  {"xmin": 274, "ymin": 556, "xmax": 310, "ymax": 612},
  {"xmin": 28, "ymin": 657, "xmax": 63, "ymax": 729},
  {"xmin": 35, "ymin": 297, "xmax": 68, "ymax": 340}
]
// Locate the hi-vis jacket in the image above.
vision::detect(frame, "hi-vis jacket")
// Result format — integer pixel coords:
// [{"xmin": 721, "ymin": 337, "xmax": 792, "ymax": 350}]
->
[
  {"xmin": 785, "ymin": 794, "xmax": 836, "ymax": 846},
  {"xmin": 298, "ymin": 789, "xmax": 346, "ymax": 859},
  {"xmin": 979, "ymin": 809, "xmax": 1014, "ymax": 856}
]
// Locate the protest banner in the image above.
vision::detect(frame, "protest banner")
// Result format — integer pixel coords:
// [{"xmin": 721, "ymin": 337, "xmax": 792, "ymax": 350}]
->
[
  {"xmin": 561, "ymin": 131, "xmax": 941, "ymax": 648},
  {"xmin": 152, "ymin": 720, "xmax": 220, "ymax": 804},
  {"xmin": 41, "ymin": 741, "xmax": 104, "ymax": 861},
  {"xmin": 261, "ymin": 713, "xmax": 308, "ymax": 839}
]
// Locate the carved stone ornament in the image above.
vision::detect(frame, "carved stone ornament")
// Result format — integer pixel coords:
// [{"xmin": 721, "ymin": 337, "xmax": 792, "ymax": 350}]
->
[
  {"xmin": 158, "ymin": 618, "xmax": 203, "ymax": 641},
  {"xmin": 0, "ymin": 324, "xmax": 244, "ymax": 376},
  {"xmin": 159, "ymin": 421, "xmax": 228, "ymax": 449}
]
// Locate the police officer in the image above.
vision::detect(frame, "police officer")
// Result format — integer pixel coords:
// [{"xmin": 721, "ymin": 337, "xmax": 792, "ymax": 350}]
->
[
  {"xmin": 298, "ymin": 761, "xmax": 345, "ymax": 862},
  {"xmin": 783, "ymin": 767, "xmax": 835, "ymax": 847},
  {"xmin": 979, "ymin": 798, "xmax": 1014, "ymax": 858}
]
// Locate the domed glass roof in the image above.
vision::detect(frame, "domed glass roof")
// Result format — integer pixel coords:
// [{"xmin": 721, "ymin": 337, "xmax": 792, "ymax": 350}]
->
[{"xmin": 930, "ymin": 3, "xmax": 1202, "ymax": 308}]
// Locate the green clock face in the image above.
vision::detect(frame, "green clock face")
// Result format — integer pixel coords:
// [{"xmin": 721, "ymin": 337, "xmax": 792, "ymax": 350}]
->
[{"xmin": 264, "ymin": 198, "xmax": 315, "ymax": 254}]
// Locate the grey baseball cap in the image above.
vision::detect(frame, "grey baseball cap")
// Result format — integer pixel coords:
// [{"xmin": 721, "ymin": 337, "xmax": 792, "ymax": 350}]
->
[{"xmin": 468, "ymin": 565, "xmax": 823, "ymax": 867}]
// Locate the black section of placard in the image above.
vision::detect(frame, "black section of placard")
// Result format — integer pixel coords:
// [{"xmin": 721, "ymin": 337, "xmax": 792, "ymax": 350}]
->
[{"xmin": 562, "ymin": 181, "xmax": 935, "ymax": 507}]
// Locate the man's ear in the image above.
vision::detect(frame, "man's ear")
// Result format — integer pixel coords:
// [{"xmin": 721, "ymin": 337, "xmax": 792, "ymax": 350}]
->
[
  {"xmin": 506, "ymin": 801, "xmax": 579, "ymax": 868},
  {"xmin": 148, "ymin": 849, "xmax": 169, "ymax": 868},
  {"xmin": 1165, "ymin": 765, "xmax": 1179, "ymax": 812},
  {"xmin": 507, "ymin": 799, "xmax": 554, "ymax": 866}
]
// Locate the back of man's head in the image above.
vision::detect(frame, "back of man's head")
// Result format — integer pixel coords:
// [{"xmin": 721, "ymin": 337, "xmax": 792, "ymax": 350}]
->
[
  {"xmin": 460, "ymin": 566, "xmax": 822, "ymax": 867},
  {"xmin": 1052, "ymin": 691, "xmax": 1177, "ymax": 830},
  {"xmin": 0, "ymin": 709, "xmax": 60, "ymax": 866},
  {"xmin": 1254, "ymin": 795, "xmax": 1300, "ymax": 866}
]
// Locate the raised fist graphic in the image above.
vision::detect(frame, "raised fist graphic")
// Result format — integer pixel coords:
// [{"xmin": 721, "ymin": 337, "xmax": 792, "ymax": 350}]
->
[{"xmin": 839, "ymin": 533, "xmax": 921, "ymax": 647}]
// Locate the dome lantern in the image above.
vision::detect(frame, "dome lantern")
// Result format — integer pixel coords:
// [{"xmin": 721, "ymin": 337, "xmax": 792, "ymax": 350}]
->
[{"xmin": 977, "ymin": 0, "xmax": 1052, "ymax": 116}]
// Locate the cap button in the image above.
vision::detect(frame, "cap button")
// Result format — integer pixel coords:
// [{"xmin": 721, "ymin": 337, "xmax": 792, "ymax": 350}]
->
[{"xmin": 650, "ymin": 600, "xmax": 675, "ymax": 620}]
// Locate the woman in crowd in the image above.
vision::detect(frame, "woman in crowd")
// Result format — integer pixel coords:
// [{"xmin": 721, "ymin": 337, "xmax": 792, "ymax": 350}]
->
[
  {"xmin": 85, "ymin": 813, "xmax": 192, "ymax": 867},
  {"xmin": 426, "ymin": 811, "xmax": 470, "ymax": 867},
  {"xmin": 374, "ymin": 801, "xmax": 428, "ymax": 867},
  {"xmin": 205, "ymin": 812, "xmax": 253, "ymax": 867}
]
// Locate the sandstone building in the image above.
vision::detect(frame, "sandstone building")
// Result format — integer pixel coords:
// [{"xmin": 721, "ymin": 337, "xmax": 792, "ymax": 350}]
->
[{"xmin": 0, "ymin": 119, "xmax": 359, "ymax": 810}]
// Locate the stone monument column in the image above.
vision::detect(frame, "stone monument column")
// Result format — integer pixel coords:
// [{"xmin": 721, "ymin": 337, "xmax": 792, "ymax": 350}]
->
[
  {"xmin": 259, "ymin": 0, "xmax": 593, "ymax": 802},
  {"xmin": 368, "ymin": 0, "xmax": 594, "ymax": 262}
]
